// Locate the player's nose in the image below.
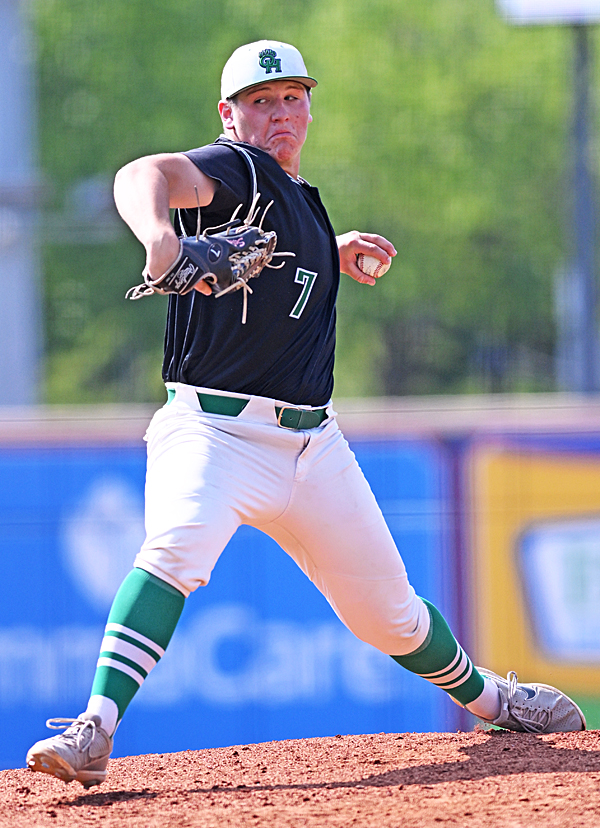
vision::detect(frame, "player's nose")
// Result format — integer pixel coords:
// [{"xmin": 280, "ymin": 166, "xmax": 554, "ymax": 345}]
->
[{"xmin": 270, "ymin": 99, "xmax": 290, "ymax": 120}]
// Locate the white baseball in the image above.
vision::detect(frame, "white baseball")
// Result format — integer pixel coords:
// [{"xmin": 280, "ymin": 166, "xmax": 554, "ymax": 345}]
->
[{"xmin": 356, "ymin": 253, "xmax": 390, "ymax": 279}]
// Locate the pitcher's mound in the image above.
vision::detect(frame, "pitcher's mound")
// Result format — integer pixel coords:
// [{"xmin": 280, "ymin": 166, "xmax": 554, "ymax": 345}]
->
[{"xmin": 1, "ymin": 729, "xmax": 599, "ymax": 827}]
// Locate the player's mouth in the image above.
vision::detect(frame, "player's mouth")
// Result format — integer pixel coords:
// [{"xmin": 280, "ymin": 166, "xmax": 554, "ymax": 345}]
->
[{"xmin": 268, "ymin": 130, "xmax": 295, "ymax": 140}]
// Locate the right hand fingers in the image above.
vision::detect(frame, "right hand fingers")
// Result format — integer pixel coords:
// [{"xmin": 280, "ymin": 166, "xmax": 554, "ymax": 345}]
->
[{"xmin": 356, "ymin": 232, "xmax": 397, "ymax": 260}]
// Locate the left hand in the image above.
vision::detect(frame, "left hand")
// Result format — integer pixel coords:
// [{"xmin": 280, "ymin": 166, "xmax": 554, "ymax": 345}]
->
[{"xmin": 336, "ymin": 231, "xmax": 397, "ymax": 286}]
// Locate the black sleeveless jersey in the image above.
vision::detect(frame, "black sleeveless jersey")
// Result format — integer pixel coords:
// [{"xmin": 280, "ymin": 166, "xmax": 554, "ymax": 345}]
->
[{"xmin": 161, "ymin": 138, "xmax": 339, "ymax": 407}]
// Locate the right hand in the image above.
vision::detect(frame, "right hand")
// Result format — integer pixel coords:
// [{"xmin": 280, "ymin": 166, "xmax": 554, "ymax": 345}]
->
[{"xmin": 336, "ymin": 231, "xmax": 396, "ymax": 286}]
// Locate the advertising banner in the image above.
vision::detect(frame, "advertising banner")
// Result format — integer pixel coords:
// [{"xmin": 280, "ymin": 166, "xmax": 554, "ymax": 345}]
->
[
  {"xmin": 0, "ymin": 437, "xmax": 457, "ymax": 770},
  {"xmin": 468, "ymin": 434, "xmax": 600, "ymax": 725}
]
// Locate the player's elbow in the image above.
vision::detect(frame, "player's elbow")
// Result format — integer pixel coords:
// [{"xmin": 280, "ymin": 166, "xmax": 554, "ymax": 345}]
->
[
  {"xmin": 114, "ymin": 158, "xmax": 144, "ymax": 200},
  {"xmin": 114, "ymin": 156, "xmax": 159, "ymax": 190}
]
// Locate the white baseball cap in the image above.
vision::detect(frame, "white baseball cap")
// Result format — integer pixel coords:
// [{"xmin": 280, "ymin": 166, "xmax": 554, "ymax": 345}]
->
[{"xmin": 221, "ymin": 40, "xmax": 317, "ymax": 100}]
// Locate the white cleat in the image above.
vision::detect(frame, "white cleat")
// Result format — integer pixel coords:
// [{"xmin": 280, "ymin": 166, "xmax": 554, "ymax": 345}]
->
[
  {"xmin": 477, "ymin": 668, "xmax": 586, "ymax": 734},
  {"xmin": 26, "ymin": 714, "xmax": 112, "ymax": 788}
]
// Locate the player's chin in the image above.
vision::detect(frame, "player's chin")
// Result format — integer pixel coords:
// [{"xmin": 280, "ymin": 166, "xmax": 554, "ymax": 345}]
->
[{"xmin": 267, "ymin": 138, "xmax": 302, "ymax": 164}]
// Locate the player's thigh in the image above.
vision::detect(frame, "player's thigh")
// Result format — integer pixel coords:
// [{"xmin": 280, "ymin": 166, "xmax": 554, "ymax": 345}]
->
[
  {"xmin": 136, "ymin": 407, "xmax": 244, "ymax": 595},
  {"xmin": 272, "ymin": 422, "xmax": 406, "ymax": 580},
  {"xmin": 264, "ymin": 513, "xmax": 426, "ymax": 655},
  {"xmin": 144, "ymin": 402, "xmax": 298, "ymax": 519},
  {"xmin": 136, "ymin": 502, "xmax": 240, "ymax": 597},
  {"xmin": 262, "ymin": 424, "xmax": 427, "ymax": 653}
]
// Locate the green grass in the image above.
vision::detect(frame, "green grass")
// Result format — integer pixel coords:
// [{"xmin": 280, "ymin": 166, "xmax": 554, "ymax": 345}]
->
[{"xmin": 570, "ymin": 695, "xmax": 600, "ymax": 730}]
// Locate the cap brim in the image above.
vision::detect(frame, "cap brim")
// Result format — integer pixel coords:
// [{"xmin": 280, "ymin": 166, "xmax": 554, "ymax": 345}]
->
[{"xmin": 224, "ymin": 75, "xmax": 318, "ymax": 100}]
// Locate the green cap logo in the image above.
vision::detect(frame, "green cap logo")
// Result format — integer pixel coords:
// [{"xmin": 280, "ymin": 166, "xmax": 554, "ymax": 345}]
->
[{"xmin": 258, "ymin": 48, "xmax": 282, "ymax": 75}]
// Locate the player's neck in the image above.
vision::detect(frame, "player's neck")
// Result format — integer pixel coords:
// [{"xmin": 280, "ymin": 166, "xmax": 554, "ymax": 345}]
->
[
  {"xmin": 221, "ymin": 127, "xmax": 301, "ymax": 179},
  {"xmin": 267, "ymin": 148, "xmax": 301, "ymax": 179}
]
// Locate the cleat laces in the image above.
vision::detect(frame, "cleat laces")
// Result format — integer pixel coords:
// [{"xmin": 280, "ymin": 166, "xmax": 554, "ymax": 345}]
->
[
  {"xmin": 504, "ymin": 671, "xmax": 551, "ymax": 734},
  {"xmin": 45, "ymin": 717, "xmax": 98, "ymax": 750}
]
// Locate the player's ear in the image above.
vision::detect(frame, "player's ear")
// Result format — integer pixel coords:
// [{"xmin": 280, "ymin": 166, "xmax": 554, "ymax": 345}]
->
[{"xmin": 218, "ymin": 99, "xmax": 234, "ymax": 128}]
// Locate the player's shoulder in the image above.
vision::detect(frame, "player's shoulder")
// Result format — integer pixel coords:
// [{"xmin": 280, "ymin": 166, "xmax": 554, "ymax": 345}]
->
[
  {"xmin": 189, "ymin": 139, "xmax": 295, "ymax": 178},
  {"xmin": 184, "ymin": 139, "xmax": 242, "ymax": 168},
  {"xmin": 183, "ymin": 138, "xmax": 266, "ymax": 169},
  {"xmin": 181, "ymin": 140, "xmax": 254, "ymax": 202}
]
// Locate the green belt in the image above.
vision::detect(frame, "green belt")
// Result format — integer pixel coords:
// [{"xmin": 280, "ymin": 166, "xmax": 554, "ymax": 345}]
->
[
  {"xmin": 274, "ymin": 405, "xmax": 327, "ymax": 430},
  {"xmin": 167, "ymin": 389, "xmax": 327, "ymax": 430}
]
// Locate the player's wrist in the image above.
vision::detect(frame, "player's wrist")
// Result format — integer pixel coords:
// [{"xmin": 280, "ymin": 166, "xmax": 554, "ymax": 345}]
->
[{"xmin": 145, "ymin": 233, "xmax": 182, "ymax": 280}]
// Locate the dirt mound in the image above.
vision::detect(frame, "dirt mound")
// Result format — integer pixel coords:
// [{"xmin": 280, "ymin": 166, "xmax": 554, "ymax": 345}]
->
[{"xmin": 1, "ymin": 729, "xmax": 599, "ymax": 827}]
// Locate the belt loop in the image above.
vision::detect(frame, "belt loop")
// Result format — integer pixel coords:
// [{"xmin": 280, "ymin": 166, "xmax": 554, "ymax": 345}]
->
[{"xmin": 197, "ymin": 393, "xmax": 249, "ymax": 417}]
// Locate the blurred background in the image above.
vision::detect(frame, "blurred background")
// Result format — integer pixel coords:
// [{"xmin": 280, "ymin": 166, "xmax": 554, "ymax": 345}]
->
[
  {"xmin": 8, "ymin": 0, "xmax": 596, "ymax": 403},
  {"xmin": 3, "ymin": 0, "xmax": 600, "ymax": 769}
]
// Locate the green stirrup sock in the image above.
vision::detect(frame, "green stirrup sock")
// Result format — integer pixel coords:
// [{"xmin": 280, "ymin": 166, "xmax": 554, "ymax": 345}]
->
[
  {"xmin": 391, "ymin": 598, "xmax": 484, "ymax": 706},
  {"xmin": 90, "ymin": 568, "xmax": 185, "ymax": 721}
]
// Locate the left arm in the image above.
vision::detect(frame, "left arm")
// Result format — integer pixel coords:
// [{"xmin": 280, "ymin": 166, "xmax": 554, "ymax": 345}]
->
[{"xmin": 336, "ymin": 231, "xmax": 397, "ymax": 286}]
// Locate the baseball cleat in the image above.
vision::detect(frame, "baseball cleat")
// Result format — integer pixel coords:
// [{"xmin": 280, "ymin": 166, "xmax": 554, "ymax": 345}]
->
[
  {"xmin": 26, "ymin": 714, "xmax": 112, "ymax": 788},
  {"xmin": 476, "ymin": 668, "xmax": 586, "ymax": 734}
]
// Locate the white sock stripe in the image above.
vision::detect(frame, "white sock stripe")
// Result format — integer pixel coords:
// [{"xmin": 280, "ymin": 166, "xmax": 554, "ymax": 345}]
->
[
  {"xmin": 433, "ymin": 649, "xmax": 469, "ymax": 686},
  {"xmin": 97, "ymin": 657, "xmax": 144, "ymax": 687},
  {"xmin": 100, "ymin": 636, "xmax": 158, "ymax": 674},
  {"xmin": 421, "ymin": 649, "xmax": 469, "ymax": 686},
  {"xmin": 417, "ymin": 644, "xmax": 462, "ymax": 679},
  {"xmin": 105, "ymin": 623, "xmax": 165, "ymax": 658},
  {"xmin": 440, "ymin": 661, "xmax": 474, "ymax": 690}
]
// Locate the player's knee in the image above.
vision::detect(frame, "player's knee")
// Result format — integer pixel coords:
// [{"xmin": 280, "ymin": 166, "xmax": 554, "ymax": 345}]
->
[{"xmin": 342, "ymin": 593, "xmax": 430, "ymax": 655}]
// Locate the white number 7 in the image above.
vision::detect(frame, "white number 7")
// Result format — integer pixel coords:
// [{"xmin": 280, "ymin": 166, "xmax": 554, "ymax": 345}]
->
[{"xmin": 289, "ymin": 268, "xmax": 318, "ymax": 319}]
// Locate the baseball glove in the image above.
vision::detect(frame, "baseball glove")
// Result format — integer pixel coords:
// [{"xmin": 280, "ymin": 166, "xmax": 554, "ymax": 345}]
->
[{"xmin": 126, "ymin": 195, "xmax": 289, "ymax": 323}]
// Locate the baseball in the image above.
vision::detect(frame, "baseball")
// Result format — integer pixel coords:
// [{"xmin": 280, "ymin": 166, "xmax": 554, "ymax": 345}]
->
[{"xmin": 356, "ymin": 253, "xmax": 390, "ymax": 279}]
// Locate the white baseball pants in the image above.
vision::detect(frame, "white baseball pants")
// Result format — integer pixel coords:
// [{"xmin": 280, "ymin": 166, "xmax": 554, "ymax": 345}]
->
[{"xmin": 135, "ymin": 383, "xmax": 430, "ymax": 656}]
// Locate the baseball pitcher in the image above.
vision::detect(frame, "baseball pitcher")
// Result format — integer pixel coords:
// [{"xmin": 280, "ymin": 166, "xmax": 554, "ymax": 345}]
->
[{"xmin": 26, "ymin": 40, "xmax": 585, "ymax": 789}]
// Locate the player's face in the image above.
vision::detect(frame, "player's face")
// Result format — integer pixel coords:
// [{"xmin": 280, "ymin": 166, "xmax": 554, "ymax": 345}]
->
[{"xmin": 219, "ymin": 81, "xmax": 312, "ymax": 178}]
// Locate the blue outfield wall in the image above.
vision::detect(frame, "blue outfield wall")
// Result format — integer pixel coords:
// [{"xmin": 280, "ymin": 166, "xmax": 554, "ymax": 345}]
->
[{"xmin": 0, "ymin": 437, "xmax": 460, "ymax": 770}]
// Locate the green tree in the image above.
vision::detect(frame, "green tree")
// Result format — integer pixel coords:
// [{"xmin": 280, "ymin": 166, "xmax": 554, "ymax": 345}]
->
[{"xmin": 33, "ymin": 0, "xmax": 584, "ymax": 401}]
